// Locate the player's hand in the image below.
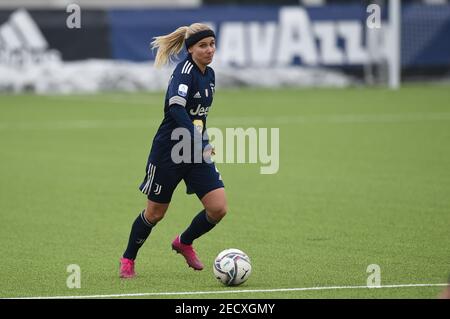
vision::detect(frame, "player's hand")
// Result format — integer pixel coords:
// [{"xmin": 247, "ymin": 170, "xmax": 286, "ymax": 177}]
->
[{"xmin": 203, "ymin": 144, "xmax": 215, "ymax": 162}]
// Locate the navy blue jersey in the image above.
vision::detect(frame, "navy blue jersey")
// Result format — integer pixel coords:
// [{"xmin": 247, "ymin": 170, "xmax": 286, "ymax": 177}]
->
[
  {"xmin": 150, "ymin": 54, "xmax": 215, "ymax": 162},
  {"xmin": 139, "ymin": 54, "xmax": 223, "ymax": 202}
]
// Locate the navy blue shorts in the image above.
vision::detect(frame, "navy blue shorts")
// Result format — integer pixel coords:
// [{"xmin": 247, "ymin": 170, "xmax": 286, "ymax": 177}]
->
[{"xmin": 138, "ymin": 159, "xmax": 224, "ymax": 203}]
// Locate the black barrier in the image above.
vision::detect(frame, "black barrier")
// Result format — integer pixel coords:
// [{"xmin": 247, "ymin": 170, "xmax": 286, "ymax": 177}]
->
[{"xmin": 0, "ymin": 9, "xmax": 111, "ymax": 61}]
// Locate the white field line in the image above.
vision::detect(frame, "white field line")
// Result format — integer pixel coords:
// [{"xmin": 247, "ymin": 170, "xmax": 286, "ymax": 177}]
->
[
  {"xmin": 43, "ymin": 95, "xmax": 161, "ymax": 105},
  {"xmin": 0, "ymin": 119, "xmax": 157, "ymax": 130},
  {"xmin": 1, "ymin": 113, "xmax": 450, "ymax": 130},
  {"xmin": 4, "ymin": 283, "xmax": 448, "ymax": 299}
]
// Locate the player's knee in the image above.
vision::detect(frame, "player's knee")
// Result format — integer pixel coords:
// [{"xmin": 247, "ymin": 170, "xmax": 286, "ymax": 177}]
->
[
  {"xmin": 145, "ymin": 203, "xmax": 168, "ymax": 224},
  {"xmin": 207, "ymin": 205, "xmax": 227, "ymax": 223},
  {"xmin": 217, "ymin": 206, "xmax": 227, "ymax": 221},
  {"xmin": 145, "ymin": 208, "xmax": 165, "ymax": 223}
]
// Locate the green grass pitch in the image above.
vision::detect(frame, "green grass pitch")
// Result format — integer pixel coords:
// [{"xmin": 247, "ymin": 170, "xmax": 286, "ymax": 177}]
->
[{"xmin": 0, "ymin": 85, "xmax": 449, "ymax": 299}]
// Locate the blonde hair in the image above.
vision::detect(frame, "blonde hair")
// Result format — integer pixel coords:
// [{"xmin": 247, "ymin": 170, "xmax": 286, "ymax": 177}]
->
[{"xmin": 151, "ymin": 23, "xmax": 213, "ymax": 67}]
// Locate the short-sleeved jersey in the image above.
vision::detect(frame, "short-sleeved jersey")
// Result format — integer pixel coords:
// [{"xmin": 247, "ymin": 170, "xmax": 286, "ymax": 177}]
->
[{"xmin": 149, "ymin": 54, "xmax": 215, "ymax": 163}]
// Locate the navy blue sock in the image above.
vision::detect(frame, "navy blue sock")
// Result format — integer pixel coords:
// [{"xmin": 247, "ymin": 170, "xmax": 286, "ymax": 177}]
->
[
  {"xmin": 123, "ymin": 210, "xmax": 155, "ymax": 260},
  {"xmin": 180, "ymin": 209, "xmax": 216, "ymax": 245}
]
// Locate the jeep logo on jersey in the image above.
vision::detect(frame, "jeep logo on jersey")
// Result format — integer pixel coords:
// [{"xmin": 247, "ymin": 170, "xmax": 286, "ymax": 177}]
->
[
  {"xmin": 190, "ymin": 105, "xmax": 209, "ymax": 116},
  {"xmin": 0, "ymin": 9, "xmax": 62, "ymax": 66}
]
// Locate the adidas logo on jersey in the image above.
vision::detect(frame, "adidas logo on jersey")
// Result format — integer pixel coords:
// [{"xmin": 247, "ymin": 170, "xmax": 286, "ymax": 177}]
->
[
  {"xmin": 0, "ymin": 9, "xmax": 61, "ymax": 66},
  {"xmin": 193, "ymin": 92, "xmax": 201, "ymax": 98}
]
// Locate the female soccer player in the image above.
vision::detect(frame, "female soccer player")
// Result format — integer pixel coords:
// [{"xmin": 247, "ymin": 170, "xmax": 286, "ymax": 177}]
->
[{"xmin": 119, "ymin": 23, "xmax": 227, "ymax": 278}]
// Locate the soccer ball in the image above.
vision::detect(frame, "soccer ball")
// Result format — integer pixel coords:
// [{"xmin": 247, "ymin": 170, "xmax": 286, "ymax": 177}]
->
[{"xmin": 213, "ymin": 248, "xmax": 252, "ymax": 286}]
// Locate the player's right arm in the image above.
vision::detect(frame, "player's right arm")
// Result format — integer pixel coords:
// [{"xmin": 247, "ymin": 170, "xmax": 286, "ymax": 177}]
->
[
  {"xmin": 167, "ymin": 66, "xmax": 207, "ymax": 154},
  {"xmin": 167, "ymin": 69, "xmax": 198, "ymax": 136}
]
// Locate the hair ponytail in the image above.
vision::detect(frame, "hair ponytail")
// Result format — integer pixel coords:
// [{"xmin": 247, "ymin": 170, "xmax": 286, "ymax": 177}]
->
[
  {"xmin": 151, "ymin": 26, "xmax": 189, "ymax": 67},
  {"xmin": 151, "ymin": 23, "xmax": 213, "ymax": 67}
]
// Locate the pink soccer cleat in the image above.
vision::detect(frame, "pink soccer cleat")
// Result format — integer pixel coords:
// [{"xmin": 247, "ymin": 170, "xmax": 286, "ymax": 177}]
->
[
  {"xmin": 119, "ymin": 257, "xmax": 136, "ymax": 278},
  {"xmin": 171, "ymin": 235, "xmax": 204, "ymax": 271}
]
